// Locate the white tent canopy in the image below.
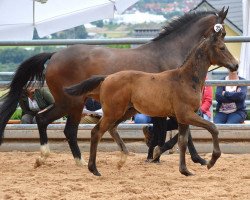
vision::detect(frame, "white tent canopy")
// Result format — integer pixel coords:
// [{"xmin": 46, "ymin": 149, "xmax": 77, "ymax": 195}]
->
[
  {"xmin": 0, "ymin": 0, "xmax": 138, "ymax": 40},
  {"xmin": 239, "ymin": 0, "xmax": 250, "ymax": 80}
]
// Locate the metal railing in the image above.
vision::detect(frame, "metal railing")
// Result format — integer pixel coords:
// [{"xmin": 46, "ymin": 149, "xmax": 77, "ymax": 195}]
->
[
  {"xmin": 1, "ymin": 36, "xmax": 250, "ymax": 130},
  {"xmin": 5, "ymin": 123, "xmax": 250, "ymax": 130},
  {"xmin": 0, "ymin": 36, "xmax": 249, "ymax": 46}
]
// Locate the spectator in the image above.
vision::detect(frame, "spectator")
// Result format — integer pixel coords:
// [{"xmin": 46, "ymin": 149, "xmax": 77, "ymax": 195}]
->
[
  {"xmin": 214, "ymin": 70, "xmax": 247, "ymax": 124},
  {"xmin": 19, "ymin": 87, "xmax": 54, "ymax": 124},
  {"xmin": 81, "ymin": 98, "xmax": 102, "ymax": 124},
  {"xmin": 134, "ymin": 113, "xmax": 151, "ymax": 124}
]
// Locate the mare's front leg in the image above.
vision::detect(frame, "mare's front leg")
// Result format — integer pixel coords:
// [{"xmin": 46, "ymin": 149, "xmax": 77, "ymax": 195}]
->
[
  {"xmin": 64, "ymin": 113, "xmax": 87, "ymax": 166},
  {"xmin": 180, "ymin": 112, "xmax": 221, "ymax": 170},
  {"xmin": 35, "ymin": 104, "xmax": 65, "ymax": 167},
  {"xmin": 178, "ymin": 124, "xmax": 193, "ymax": 176}
]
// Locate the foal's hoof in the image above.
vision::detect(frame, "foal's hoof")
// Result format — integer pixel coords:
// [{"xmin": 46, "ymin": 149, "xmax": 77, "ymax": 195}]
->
[
  {"xmin": 207, "ymin": 160, "xmax": 215, "ymax": 170},
  {"xmin": 88, "ymin": 166, "xmax": 101, "ymax": 176},
  {"xmin": 153, "ymin": 146, "xmax": 162, "ymax": 161},
  {"xmin": 191, "ymin": 156, "xmax": 208, "ymax": 166}
]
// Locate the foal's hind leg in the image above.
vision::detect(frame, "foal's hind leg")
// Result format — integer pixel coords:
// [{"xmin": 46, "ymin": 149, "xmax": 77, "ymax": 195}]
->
[
  {"xmin": 35, "ymin": 104, "xmax": 66, "ymax": 167},
  {"xmin": 89, "ymin": 118, "xmax": 114, "ymax": 176},
  {"xmin": 108, "ymin": 107, "xmax": 137, "ymax": 168},
  {"xmin": 187, "ymin": 129, "xmax": 207, "ymax": 165},
  {"xmin": 109, "ymin": 126, "xmax": 128, "ymax": 169}
]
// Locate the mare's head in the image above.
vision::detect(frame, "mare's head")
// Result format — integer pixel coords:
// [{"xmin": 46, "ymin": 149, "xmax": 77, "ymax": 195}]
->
[{"xmin": 205, "ymin": 29, "xmax": 238, "ymax": 72}]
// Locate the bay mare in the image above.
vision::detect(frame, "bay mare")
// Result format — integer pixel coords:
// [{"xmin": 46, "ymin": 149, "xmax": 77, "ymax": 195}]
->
[
  {"xmin": 0, "ymin": 8, "xmax": 228, "ymax": 167},
  {"xmin": 65, "ymin": 31, "xmax": 238, "ymax": 176}
]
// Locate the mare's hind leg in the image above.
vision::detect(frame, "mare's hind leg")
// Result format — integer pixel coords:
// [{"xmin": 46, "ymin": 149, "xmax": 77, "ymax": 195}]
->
[
  {"xmin": 35, "ymin": 104, "xmax": 66, "ymax": 167},
  {"xmin": 64, "ymin": 107, "xmax": 87, "ymax": 166},
  {"xmin": 178, "ymin": 124, "xmax": 193, "ymax": 176},
  {"xmin": 146, "ymin": 117, "xmax": 166, "ymax": 162}
]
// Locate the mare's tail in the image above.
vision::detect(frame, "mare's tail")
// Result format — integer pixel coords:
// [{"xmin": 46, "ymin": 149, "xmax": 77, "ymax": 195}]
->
[
  {"xmin": 64, "ymin": 75, "xmax": 106, "ymax": 96},
  {"xmin": 0, "ymin": 52, "xmax": 55, "ymax": 144}
]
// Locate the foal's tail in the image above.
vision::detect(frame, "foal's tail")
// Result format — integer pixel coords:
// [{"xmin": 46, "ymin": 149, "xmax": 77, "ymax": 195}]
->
[
  {"xmin": 64, "ymin": 75, "xmax": 106, "ymax": 96},
  {"xmin": 0, "ymin": 52, "xmax": 55, "ymax": 144}
]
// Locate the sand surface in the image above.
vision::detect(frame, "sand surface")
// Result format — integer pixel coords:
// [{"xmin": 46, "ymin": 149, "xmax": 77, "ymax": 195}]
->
[{"xmin": 0, "ymin": 151, "xmax": 249, "ymax": 200}]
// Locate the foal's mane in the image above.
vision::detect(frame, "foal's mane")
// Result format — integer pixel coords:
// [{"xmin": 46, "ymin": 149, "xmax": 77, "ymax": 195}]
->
[
  {"xmin": 178, "ymin": 35, "xmax": 212, "ymax": 70},
  {"xmin": 152, "ymin": 10, "xmax": 216, "ymax": 41}
]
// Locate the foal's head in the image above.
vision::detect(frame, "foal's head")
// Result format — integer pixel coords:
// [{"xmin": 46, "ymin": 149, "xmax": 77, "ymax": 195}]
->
[{"xmin": 206, "ymin": 31, "xmax": 238, "ymax": 72}]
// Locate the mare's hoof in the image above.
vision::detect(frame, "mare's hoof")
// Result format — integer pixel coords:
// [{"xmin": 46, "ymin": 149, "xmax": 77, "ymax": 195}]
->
[
  {"xmin": 153, "ymin": 146, "xmax": 162, "ymax": 161},
  {"xmin": 191, "ymin": 156, "xmax": 208, "ymax": 166},
  {"xmin": 34, "ymin": 157, "xmax": 44, "ymax": 168},
  {"xmin": 180, "ymin": 169, "xmax": 194, "ymax": 176},
  {"xmin": 75, "ymin": 158, "xmax": 88, "ymax": 167},
  {"xmin": 150, "ymin": 159, "xmax": 160, "ymax": 163},
  {"xmin": 92, "ymin": 171, "xmax": 101, "ymax": 176}
]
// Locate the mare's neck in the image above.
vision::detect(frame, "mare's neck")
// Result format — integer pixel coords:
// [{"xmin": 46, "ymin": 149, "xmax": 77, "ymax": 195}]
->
[
  {"xmin": 138, "ymin": 15, "xmax": 216, "ymax": 71},
  {"xmin": 180, "ymin": 45, "xmax": 211, "ymax": 91}
]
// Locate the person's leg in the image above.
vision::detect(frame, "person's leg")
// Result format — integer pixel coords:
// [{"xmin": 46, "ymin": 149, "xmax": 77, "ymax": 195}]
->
[
  {"xmin": 226, "ymin": 112, "xmax": 245, "ymax": 124},
  {"xmin": 213, "ymin": 112, "xmax": 228, "ymax": 124},
  {"xmin": 21, "ymin": 114, "xmax": 34, "ymax": 124},
  {"xmin": 203, "ymin": 114, "xmax": 211, "ymax": 121},
  {"xmin": 134, "ymin": 114, "xmax": 151, "ymax": 124}
]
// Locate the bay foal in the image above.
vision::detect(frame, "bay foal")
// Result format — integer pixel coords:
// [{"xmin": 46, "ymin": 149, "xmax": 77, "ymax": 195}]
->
[{"xmin": 65, "ymin": 31, "xmax": 238, "ymax": 176}]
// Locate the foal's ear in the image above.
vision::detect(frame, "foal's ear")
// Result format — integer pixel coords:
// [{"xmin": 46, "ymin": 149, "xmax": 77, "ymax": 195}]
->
[{"xmin": 218, "ymin": 6, "xmax": 229, "ymax": 23}]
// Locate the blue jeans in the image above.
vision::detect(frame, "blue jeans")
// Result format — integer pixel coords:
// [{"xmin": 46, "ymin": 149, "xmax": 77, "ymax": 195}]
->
[
  {"xmin": 134, "ymin": 114, "xmax": 152, "ymax": 124},
  {"xmin": 214, "ymin": 111, "xmax": 245, "ymax": 124}
]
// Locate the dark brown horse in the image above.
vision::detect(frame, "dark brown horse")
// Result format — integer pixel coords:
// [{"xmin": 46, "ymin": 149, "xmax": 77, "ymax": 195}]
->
[
  {"xmin": 0, "ymin": 8, "xmax": 228, "ymax": 167},
  {"xmin": 65, "ymin": 30, "xmax": 238, "ymax": 176}
]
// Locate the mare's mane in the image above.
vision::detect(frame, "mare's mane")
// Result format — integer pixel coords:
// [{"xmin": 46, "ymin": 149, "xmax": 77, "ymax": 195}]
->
[{"xmin": 152, "ymin": 10, "xmax": 216, "ymax": 41}]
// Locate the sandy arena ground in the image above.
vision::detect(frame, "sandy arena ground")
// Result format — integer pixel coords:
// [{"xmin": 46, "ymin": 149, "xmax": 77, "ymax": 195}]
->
[{"xmin": 0, "ymin": 151, "xmax": 249, "ymax": 200}]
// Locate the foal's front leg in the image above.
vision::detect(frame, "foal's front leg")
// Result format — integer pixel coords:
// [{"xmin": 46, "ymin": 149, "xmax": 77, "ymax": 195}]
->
[
  {"xmin": 178, "ymin": 124, "xmax": 193, "ymax": 176},
  {"xmin": 180, "ymin": 112, "xmax": 221, "ymax": 170}
]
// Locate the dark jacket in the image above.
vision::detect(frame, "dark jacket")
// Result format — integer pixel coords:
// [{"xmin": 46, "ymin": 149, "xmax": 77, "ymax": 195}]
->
[
  {"xmin": 19, "ymin": 88, "xmax": 54, "ymax": 116},
  {"xmin": 85, "ymin": 98, "xmax": 101, "ymax": 111},
  {"xmin": 215, "ymin": 76, "xmax": 247, "ymax": 119}
]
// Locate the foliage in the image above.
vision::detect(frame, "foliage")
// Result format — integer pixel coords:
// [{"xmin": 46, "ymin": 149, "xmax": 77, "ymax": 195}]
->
[
  {"xmin": 0, "ymin": 46, "xmax": 64, "ymax": 72},
  {"xmin": 107, "ymin": 44, "xmax": 131, "ymax": 49},
  {"xmin": 10, "ymin": 109, "xmax": 22, "ymax": 120}
]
